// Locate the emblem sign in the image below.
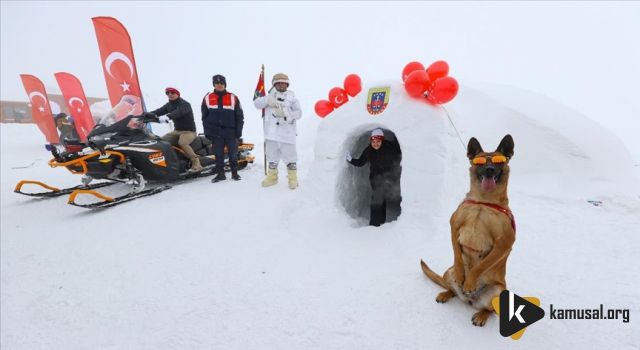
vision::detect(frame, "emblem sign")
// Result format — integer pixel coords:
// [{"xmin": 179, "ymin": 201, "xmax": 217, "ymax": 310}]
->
[{"xmin": 366, "ymin": 87, "xmax": 390, "ymax": 115}]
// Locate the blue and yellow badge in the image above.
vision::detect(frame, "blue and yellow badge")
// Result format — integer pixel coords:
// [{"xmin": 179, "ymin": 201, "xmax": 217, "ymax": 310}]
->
[{"xmin": 367, "ymin": 87, "xmax": 390, "ymax": 115}]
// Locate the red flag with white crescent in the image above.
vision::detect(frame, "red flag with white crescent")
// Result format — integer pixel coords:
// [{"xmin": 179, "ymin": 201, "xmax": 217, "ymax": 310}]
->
[
  {"xmin": 54, "ymin": 72, "xmax": 96, "ymax": 142},
  {"xmin": 19, "ymin": 74, "xmax": 60, "ymax": 144},
  {"xmin": 254, "ymin": 65, "xmax": 266, "ymax": 118},
  {"xmin": 92, "ymin": 16, "xmax": 145, "ymax": 113}
]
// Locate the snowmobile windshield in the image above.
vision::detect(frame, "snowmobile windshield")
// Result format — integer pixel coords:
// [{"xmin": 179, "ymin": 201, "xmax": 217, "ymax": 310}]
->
[
  {"xmin": 93, "ymin": 94, "xmax": 144, "ymax": 130},
  {"xmin": 88, "ymin": 115, "xmax": 145, "ymax": 138}
]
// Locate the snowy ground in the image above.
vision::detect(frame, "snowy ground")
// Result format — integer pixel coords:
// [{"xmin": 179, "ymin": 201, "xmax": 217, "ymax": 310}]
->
[{"xmin": 1, "ymin": 85, "xmax": 639, "ymax": 349}]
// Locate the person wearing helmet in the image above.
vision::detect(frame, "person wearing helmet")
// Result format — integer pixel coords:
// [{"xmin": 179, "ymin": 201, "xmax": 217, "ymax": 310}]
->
[
  {"xmin": 253, "ymin": 73, "xmax": 303, "ymax": 189},
  {"xmin": 346, "ymin": 128, "xmax": 402, "ymax": 226},
  {"xmin": 201, "ymin": 74, "xmax": 244, "ymax": 182},
  {"xmin": 150, "ymin": 87, "xmax": 202, "ymax": 173}
]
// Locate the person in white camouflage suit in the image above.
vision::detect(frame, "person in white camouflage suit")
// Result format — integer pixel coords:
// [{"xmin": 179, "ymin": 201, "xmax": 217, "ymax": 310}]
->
[{"xmin": 253, "ymin": 73, "xmax": 303, "ymax": 189}]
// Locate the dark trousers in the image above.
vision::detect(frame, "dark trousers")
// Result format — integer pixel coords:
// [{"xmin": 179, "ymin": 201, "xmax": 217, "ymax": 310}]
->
[
  {"xmin": 369, "ymin": 174, "xmax": 402, "ymax": 227},
  {"xmin": 212, "ymin": 136, "xmax": 238, "ymax": 174}
]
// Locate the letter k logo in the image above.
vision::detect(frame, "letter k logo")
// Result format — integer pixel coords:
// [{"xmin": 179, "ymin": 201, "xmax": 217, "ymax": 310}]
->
[
  {"xmin": 492, "ymin": 290, "xmax": 545, "ymax": 340},
  {"xmin": 509, "ymin": 291, "xmax": 525, "ymax": 323}
]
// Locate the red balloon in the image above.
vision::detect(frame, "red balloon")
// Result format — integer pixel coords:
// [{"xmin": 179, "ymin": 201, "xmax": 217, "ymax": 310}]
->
[
  {"xmin": 426, "ymin": 76, "xmax": 459, "ymax": 104},
  {"xmin": 426, "ymin": 60, "xmax": 450, "ymax": 82},
  {"xmin": 402, "ymin": 61, "xmax": 425, "ymax": 82},
  {"xmin": 314, "ymin": 100, "xmax": 334, "ymax": 118},
  {"xmin": 328, "ymin": 87, "xmax": 349, "ymax": 108},
  {"xmin": 343, "ymin": 74, "xmax": 362, "ymax": 97},
  {"xmin": 404, "ymin": 70, "xmax": 430, "ymax": 98}
]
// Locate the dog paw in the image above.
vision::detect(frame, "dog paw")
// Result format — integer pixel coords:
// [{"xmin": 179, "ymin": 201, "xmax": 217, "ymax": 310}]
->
[
  {"xmin": 471, "ymin": 310, "xmax": 492, "ymax": 327},
  {"xmin": 436, "ymin": 290, "xmax": 455, "ymax": 303},
  {"xmin": 463, "ymin": 281, "xmax": 477, "ymax": 295}
]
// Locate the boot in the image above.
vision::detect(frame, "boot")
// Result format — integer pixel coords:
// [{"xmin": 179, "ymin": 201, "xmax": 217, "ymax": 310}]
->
[
  {"xmin": 287, "ymin": 169, "xmax": 298, "ymax": 190},
  {"xmin": 231, "ymin": 169, "xmax": 241, "ymax": 181},
  {"xmin": 188, "ymin": 157, "xmax": 203, "ymax": 173},
  {"xmin": 261, "ymin": 168, "xmax": 278, "ymax": 187},
  {"xmin": 211, "ymin": 171, "xmax": 226, "ymax": 183}
]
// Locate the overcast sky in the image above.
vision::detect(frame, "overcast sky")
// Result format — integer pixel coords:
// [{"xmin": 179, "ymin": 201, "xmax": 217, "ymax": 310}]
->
[{"xmin": 1, "ymin": 1, "xmax": 639, "ymax": 153}]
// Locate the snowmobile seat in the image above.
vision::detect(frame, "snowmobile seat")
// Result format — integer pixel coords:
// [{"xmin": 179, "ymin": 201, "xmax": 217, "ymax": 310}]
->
[{"xmin": 191, "ymin": 135, "xmax": 214, "ymax": 156}]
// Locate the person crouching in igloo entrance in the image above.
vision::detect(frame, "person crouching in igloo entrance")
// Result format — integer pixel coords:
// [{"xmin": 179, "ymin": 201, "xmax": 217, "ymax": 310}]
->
[
  {"xmin": 253, "ymin": 73, "xmax": 303, "ymax": 189},
  {"xmin": 347, "ymin": 129, "xmax": 402, "ymax": 226}
]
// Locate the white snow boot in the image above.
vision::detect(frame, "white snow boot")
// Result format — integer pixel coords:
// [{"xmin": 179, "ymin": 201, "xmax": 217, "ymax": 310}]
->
[
  {"xmin": 261, "ymin": 168, "xmax": 278, "ymax": 187},
  {"xmin": 287, "ymin": 169, "xmax": 298, "ymax": 190}
]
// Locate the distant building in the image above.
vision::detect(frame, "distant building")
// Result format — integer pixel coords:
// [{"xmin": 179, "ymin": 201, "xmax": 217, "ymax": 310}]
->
[{"xmin": 0, "ymin": 94, "xmax": 107, "ymax": 123}]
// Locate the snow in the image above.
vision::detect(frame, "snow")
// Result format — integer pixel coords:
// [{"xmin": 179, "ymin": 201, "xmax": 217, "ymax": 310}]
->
[{"xmin": 2, "ymin": 81, "xmax": 639, "ymax": 349}]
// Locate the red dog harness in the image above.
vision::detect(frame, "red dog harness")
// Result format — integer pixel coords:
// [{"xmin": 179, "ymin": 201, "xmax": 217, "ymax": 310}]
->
[{"xmin": 463, "ymin": 199, "xmax": 516, "ymax": 233}]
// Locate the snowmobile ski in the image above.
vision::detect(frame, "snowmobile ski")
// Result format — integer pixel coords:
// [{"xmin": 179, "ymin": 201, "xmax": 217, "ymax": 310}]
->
[
  {"xmin": 14, "ymin": 180, "xmax": 115, "ymax": 198},
  {"xmin": 67, "ymin": 160, "xmax": 250, "ymax": 209},
  {"xmin": 67, "ymin": 185, "xmax": 172, "ymax": 209},
  {"xmin": 61, "ymin": 159, "xmax": 249, "ymax": 209}
]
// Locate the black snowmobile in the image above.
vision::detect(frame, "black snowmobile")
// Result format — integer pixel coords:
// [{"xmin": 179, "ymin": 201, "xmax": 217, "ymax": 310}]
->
[{"xmin": 14, "ymin": 113, "xmax": 254, "ymax": 208}]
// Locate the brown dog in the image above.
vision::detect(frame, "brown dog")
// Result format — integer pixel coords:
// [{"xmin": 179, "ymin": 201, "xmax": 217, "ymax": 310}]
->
[{"xmin": 421, "ymin": 134, "xmax": 516, "ymax": 327}]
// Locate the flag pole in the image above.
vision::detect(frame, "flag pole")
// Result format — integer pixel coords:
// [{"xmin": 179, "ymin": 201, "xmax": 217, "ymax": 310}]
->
[{"xmin": 261, "ymin": 64, "xmax": 267, "ymax": 176}]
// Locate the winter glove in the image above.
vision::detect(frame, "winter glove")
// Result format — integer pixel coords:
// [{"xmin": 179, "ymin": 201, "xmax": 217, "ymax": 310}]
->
[
  {"xmin": 346, "ymin": 152, "xmax": 352, "ymax": 162},
  {"xmin": 267, "ymin": 94, "xmax": 278, "ymax": 108},
  {"xmin": 159, "ymin": 115, "xmax": 170, "ymax": 123},
  {"xmin": 272, "ymin": 102, "xmax": 286, "ymax": 119}
]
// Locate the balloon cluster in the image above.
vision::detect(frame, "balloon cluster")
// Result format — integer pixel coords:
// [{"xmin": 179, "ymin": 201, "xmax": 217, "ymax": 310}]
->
[
  {"xmin": 402, "ymin": 60, "xmax": 459, "ymax": 104},
  {"xmin": 314, "ymin": 74, "xmax": 362, "ymax": 118}
]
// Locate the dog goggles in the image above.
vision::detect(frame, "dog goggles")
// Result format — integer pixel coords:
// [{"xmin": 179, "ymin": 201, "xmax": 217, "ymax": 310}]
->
[{"xmin": 471, "ymin": 155, "xmax": 507, "ymax": 165}]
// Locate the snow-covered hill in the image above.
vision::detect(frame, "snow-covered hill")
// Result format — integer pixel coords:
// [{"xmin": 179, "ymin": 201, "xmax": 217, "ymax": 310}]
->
[{"xmin": 1, "ymin": 83, "xmax": 639, "ymax": 349}]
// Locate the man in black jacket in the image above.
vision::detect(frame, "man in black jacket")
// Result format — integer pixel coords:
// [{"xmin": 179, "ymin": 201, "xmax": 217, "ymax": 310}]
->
[
  {"xmin": 151, "ymin": 87, "xmax": 202, "ymax": 172},
  {"xmin": 201, "ymin": 74, "xmax": 244, "ymax": 182},
  {"xmin": 347, "ymin": 128, "xmax": 402, "ymax": 226}
]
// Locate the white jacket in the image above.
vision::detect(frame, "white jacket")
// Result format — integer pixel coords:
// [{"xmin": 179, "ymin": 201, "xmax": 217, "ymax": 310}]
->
[{"xmin": 254, "ymin": 89, "xmax": 302, "ymax": 144}]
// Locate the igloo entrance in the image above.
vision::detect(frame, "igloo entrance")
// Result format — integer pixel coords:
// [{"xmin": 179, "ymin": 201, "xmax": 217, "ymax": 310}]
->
[{"xmin": 337, "ymin": 127, "xmax": 402, "ymax": 226}]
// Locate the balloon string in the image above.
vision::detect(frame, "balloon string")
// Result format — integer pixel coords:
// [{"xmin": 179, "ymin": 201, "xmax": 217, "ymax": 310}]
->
[{"xmin": 441, "ymin": 105, "xmax": 466, "ymax": 151}]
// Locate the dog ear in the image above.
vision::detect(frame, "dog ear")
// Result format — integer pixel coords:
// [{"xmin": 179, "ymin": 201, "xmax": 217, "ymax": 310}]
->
[
  {"xmin": 467, "ymin": 137, "xmax": 484, "ymax": 159},
  {"xmin": 496, "ymin": 134, "xmax": 514, "ymax": 158}
]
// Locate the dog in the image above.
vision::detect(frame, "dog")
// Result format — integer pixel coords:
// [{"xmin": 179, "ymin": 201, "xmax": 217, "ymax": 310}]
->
[{"xmin": 421, "ymin": 134, "xmax": 515, "ymax": 327}]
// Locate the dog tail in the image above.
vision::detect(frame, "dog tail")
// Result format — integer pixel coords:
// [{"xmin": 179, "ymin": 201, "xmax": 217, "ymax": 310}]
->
[{"xmin": 420, "ymin": 259, "xmax": 449, "ymax": 290}]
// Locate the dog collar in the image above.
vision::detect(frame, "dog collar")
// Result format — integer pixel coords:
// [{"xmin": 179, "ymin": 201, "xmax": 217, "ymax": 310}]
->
[{"xmin": 463, "ymin": 199, "xmax": 516, "ymax": 233}]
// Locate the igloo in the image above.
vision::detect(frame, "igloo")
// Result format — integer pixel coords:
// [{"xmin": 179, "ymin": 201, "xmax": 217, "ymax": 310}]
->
[{"xmin": 308, "ymin": 81, "xmax": 462, "ymax": 227}]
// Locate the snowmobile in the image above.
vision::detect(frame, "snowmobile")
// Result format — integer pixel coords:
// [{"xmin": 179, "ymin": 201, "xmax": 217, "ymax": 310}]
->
[{"xmin": 14, "ymin": 113, "xmax": 255, "ymax": 208}]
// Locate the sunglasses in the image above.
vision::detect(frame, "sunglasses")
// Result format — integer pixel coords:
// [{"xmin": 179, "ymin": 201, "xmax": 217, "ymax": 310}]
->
[
  {"xmin": 166, "ymin": 91, "xmax": 176, "ymax": 95},
  {"xmin": 471, "ymin": 155, "xmax": 508, "ymax": 165}
]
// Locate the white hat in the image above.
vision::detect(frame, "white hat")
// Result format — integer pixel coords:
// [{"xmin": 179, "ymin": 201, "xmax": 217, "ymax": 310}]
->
[
  {"xmin": 272, "ymin": 73, "xmax": 290, "ymax": 85},
  {"xmin": 370, "ymin": 128, "xmax": 384, "ymax": 140}
]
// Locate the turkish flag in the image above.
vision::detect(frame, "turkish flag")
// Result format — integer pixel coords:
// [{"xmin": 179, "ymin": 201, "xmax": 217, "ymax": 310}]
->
[
  {"xmin": 92, "ymin": 16, "xmax": 145, "ymax": 112},
  {"xmin": 254, "ymin": 67, "xmax": 265, "ymax": 101},
  {"xmin": 19, "ymin": 74, "xmax": 60, "ymax": 144},
  {"xmin": 254, "ymin": 66, "xmax": 266, "ymax": 118},
  {"xmin": 54, "ymin": 72, "xmax": 96, "ymax": 142}
]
